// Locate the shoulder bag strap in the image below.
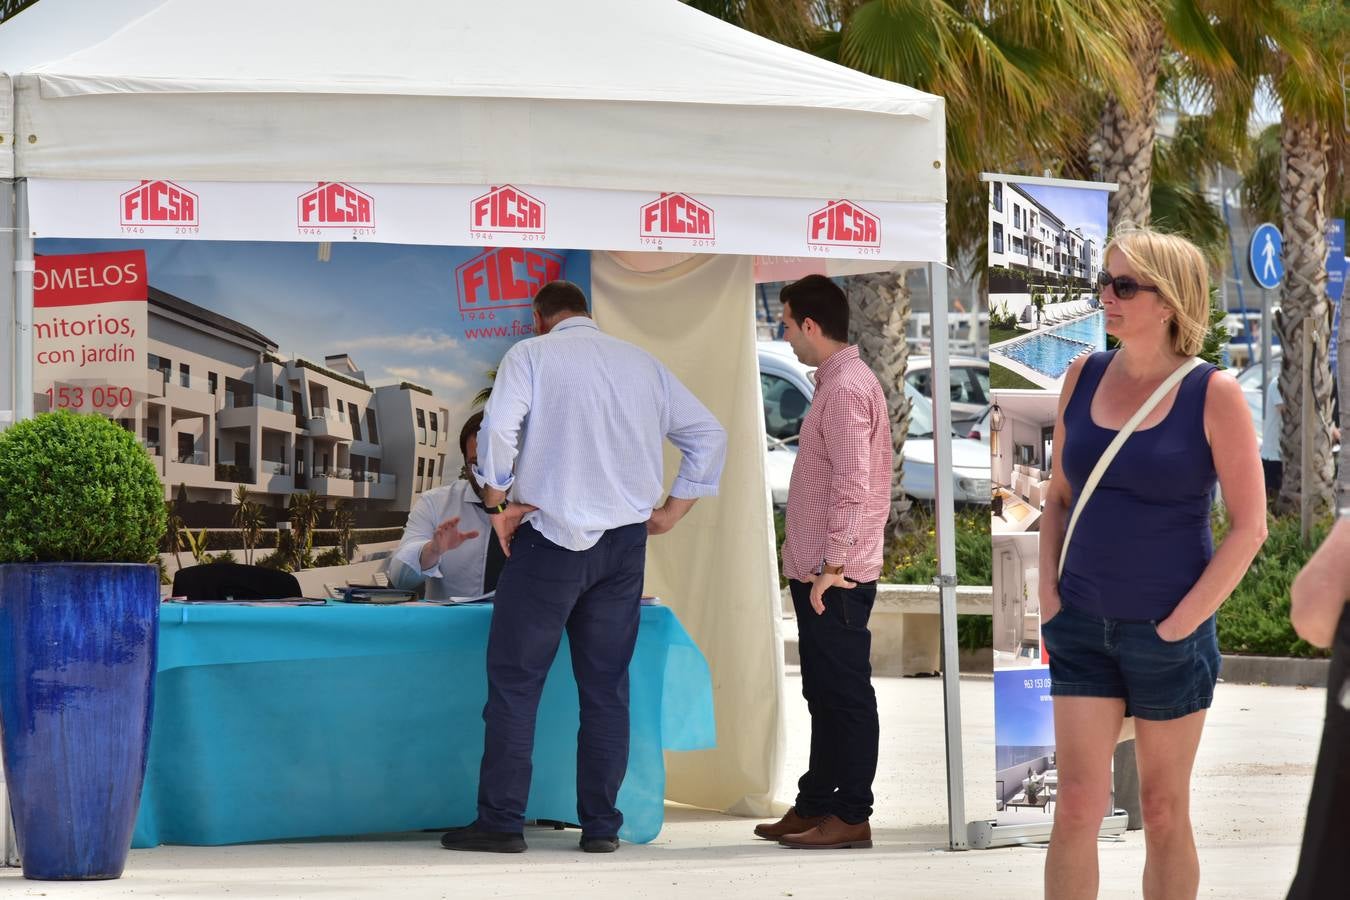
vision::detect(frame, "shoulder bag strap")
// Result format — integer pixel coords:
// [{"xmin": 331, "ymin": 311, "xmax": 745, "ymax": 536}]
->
[{"xmin": 1058, "ymin": 357, "xmax": 1205, "ymax": 578}]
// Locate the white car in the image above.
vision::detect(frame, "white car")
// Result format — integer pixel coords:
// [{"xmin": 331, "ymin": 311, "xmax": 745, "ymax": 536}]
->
[
  {"xmin": 1236, "ymin": 354, "xmax": 1281, "ymax": 453},
  {"xmin": 965, "ymin": 404, "xmax": 992, "ymax": 448},
  {"xmin": 904, "ymin": 355, "xmax": 990, "ymax": 430},
  {"xmin": 758, "ymin": 342, "xmax": 991, "ymax": 507}
]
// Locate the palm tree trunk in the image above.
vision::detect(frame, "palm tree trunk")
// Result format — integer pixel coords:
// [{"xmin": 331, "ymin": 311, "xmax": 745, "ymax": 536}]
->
[
  {"xmin": 1339, "ymin": 305, "xmax": 1350, "ymax": 512},
  {"xmin": 1094, "ymin": 12, "xmax": 1166, "ymax": 227},
  {"xmin": 1274, "ymin": 112, "xmax": 1335, "ymax": 518},
  {"xmin": 844, "ymin": 270, "xmax": 911, "ymax": 537}
]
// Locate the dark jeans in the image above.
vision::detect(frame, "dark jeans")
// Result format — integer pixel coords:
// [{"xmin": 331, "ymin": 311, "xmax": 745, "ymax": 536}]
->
[
  {"xmin": 476, "ymin": 521, "xmax": 646, "ymax": 838},
  {"xmin": 1287, "ymin": 607, "xmax": 1350, "ymax": 899},
  {"xmin": 790, "ymin": 578, "xmax": 879, "ymax": 824},
  {"xmin": 1262, "ymin": 458, "xmax": 1283, "ymax": 498}
]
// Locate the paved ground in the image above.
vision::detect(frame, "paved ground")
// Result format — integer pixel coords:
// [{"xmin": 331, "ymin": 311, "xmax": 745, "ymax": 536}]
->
[{"xmin": 1, "ymin": 670, "xmax": 1324, "ymax": 899}]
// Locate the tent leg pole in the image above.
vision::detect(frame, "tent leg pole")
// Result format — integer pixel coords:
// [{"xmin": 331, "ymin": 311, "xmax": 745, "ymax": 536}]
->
[
  {"xmin": 12, "ymin": 178, "xmax": 32, "ymax": 422},
  {"xmin": 927, "ymin": 262, "xmax": 968, "ymax": 850},
  {"xmin": 1, "ymin": 177, "xmax": 14, "ymax": 423}
]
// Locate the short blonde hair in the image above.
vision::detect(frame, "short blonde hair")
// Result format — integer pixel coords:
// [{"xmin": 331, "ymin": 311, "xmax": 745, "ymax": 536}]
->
[{"xmin": 1104, "ymin": 228, "xmax": 1209, "ymax": 357}]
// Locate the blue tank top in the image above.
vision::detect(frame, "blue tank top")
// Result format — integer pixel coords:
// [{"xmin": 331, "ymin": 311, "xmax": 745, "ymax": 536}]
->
[{"xmin": 1059, "ymin": 350, "xmax": 1218, "ymax": 621}]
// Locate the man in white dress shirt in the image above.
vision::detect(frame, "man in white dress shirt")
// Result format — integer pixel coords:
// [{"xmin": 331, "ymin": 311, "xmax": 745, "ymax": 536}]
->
[
  {"xmin": 387, "ymin": 412, "xmax": 506, "ymax": 599},
  {"xmin": 440, "ymin": 280, "xmax": 726, "ymax": 855}
]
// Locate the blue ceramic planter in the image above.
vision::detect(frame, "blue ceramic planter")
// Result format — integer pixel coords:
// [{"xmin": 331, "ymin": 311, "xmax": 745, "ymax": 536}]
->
[{"xmin": 0, "ymin": 563, "xmax": 159, "ymax": 880}]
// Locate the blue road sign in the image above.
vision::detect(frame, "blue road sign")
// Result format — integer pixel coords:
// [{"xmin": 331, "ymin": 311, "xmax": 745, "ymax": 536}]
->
[
  {"xmin": 1328, "ymin": 219, "xmax": 1345, "ymax": 304},
  {"xmin": 1249, "ymin": 222, "xmax": 1284, "ymax": 289},
  {"xmin": 1330, "ymin": 219, "xmax": 1345, "ymax": 371}
]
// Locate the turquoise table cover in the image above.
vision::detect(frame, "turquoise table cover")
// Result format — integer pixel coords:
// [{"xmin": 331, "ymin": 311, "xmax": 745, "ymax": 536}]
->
[{"xmin": 131, "ymin": 603, "xmax": 715, "ymax": 847}]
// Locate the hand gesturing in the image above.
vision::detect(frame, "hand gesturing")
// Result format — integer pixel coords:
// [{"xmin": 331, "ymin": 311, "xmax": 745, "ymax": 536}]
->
[{"xmin": 429, "ymin": 516, "xmax": 479, "ymax": 555}]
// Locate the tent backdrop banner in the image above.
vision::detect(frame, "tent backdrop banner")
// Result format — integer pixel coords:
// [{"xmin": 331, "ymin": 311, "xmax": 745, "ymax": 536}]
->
[
  {"xmin": 28, "ymin": 237, "xmax": 783, "ymax": 817},
  {"xmin": 26, "ymin": 180, "xmax": 945, "ymax": 264},
  {"xmin": 592, "ymin": 251, "xmax": 783, "ymax": 816},
  {"xmin": 33, "ymin": 237, "xmax": 591, "ymax": 505}
]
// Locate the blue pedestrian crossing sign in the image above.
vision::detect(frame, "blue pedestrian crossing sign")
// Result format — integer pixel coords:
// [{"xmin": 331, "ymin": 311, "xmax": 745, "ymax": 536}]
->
[{"xmin": 1249, "ymin": 223, "xmax": 1284, "ymax": 289}]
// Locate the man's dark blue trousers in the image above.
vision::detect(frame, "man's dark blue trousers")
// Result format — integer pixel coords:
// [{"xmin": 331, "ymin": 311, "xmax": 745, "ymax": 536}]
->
[{"xmin": 475, "ymin": 520, "xmax": 647, "ymax": 839}]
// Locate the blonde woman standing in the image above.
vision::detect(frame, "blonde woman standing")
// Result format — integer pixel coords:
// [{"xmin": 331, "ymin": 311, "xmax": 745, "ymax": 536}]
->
[{"xmin": 1039, "ymin": 229, "xmax": 1266, "ymax": 899}]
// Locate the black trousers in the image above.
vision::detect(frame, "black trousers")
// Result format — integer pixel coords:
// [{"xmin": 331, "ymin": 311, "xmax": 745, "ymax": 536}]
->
[
  {"xmin": 475, "ymin": 522, "xmax": 646, "ymax": 838},
  {"xmin": 790, "ymin": 578, "xmax": 879, "ymax": 824},
  {"xmin": 1287, "ymin": 607, "xmax": 1350, "ymax": 899}
]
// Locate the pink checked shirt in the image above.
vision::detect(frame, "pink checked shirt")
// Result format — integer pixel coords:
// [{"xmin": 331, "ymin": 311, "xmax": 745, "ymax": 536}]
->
[{"xmin": 781, "ymin": 345, "xmax": 892, "ymax": 583}]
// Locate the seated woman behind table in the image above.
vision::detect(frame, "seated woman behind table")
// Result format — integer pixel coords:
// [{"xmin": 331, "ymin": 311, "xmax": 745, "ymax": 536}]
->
[{"xmin": 387, "ymin": 412, "xmax": 505, "ymax": 599}]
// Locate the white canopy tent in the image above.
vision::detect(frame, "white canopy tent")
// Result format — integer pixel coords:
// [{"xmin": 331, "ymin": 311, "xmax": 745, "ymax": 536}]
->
[{"xmin": 2, "ymin": 0, "xmax": 969, "ymax": 849}]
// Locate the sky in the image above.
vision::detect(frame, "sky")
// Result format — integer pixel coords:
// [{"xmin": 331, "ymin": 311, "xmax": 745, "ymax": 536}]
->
[{"xmin": 1017, "ymin": 183, "xmax": 1109, "ymax": 250}]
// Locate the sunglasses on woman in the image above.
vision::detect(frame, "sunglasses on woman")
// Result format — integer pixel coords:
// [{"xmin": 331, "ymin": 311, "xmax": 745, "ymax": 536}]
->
[{"xmin": 1096, "ymin": 270, "xmax": 1160, "ymax": 300}]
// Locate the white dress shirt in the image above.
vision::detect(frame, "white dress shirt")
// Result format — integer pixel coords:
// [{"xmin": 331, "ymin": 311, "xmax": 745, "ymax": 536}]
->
[
  {"xmin": 388, "ymin": 480, "xmax": 494, "ymax": 599},
  {"xmin": 473, "ymin": 316, "xmax": 726, "ymax": 551}
]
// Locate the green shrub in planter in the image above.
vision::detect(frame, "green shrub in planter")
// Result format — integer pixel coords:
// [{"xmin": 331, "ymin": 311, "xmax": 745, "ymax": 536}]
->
[
  {"xmin": 0, "ymin": 410, "xmax": 165, "ymax": 563},
  {"xmin": 0, "ymin": 410, "xmax": 166, "ymax": 880}
]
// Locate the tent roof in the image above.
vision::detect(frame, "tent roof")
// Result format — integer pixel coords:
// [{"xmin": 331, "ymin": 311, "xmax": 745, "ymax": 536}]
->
[{"xmin": 5, "ymin": 0, "xmax": 946, "ymax": 203}]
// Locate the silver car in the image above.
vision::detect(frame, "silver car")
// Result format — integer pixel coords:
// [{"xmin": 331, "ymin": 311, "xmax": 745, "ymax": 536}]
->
[
  {"xmin": 758, "ymin": 342, "xmax": 991, "ymax": 507},
  {"xmin": 904, "ymin": 355, "xmax": 990, "ymax": 431}
]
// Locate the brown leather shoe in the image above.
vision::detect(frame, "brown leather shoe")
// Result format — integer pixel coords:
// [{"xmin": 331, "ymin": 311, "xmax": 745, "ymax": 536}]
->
[
  {"xmin": 778, "ymin": 815, "xmax": 872, "ymax": 849},
  {"xmin": 753, "ymin": 807, "xmax": 827, "ymax": 840}
]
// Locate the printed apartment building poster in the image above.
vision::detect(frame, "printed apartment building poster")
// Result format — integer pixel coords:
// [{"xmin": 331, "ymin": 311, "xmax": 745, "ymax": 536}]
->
[
  {"xmin": 33, "ymin": 237, "xmax": 589, "ymax": 589},
  {"xmin": 983, "ymin": 174, "xmax": 1114, "ymax": 392}
]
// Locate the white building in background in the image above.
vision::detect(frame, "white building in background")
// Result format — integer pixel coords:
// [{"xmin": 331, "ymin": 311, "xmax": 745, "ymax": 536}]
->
[
  {"xmin": 68, "ymin": 285, "xmax": 453, "ymax": 513},
  {"xmin": 988, "ymin": 181, "xmax": 1098, "ymax": 283}
]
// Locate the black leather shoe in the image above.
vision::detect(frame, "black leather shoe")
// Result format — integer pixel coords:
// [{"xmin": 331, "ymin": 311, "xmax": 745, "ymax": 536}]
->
[
  {"xmin": 440, "ymin": 825, "xmax": 526, "ymax": 853},
  {"xmin": 579, "ymin": 835, "xmax": 619, "ymax": 853}
]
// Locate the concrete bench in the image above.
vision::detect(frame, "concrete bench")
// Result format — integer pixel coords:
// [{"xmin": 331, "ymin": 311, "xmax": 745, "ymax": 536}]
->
[{"xmin": 783, "ymin": 583, "xmax": 992, "ymax": 677}]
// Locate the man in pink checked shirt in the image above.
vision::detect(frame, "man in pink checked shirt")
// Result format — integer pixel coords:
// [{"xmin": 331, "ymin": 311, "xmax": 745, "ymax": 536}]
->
[{"xmin": 754, "ymin": 275, "xmax": 891, "ymax": 851}]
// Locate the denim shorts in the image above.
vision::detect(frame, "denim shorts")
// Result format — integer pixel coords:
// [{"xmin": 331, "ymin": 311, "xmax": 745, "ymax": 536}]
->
[{"xmin": 1041, "ymin": 603, "xmax": 1222, "ymax": 721}]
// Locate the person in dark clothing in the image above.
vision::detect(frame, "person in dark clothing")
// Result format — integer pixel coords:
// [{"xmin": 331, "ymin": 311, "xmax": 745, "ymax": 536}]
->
[{"xmin": 1285, "ymin": 517, "xmax": 1350, "ymax": 900}]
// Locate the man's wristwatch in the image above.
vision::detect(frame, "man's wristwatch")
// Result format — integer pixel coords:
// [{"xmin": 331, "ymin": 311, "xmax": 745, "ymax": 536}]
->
[
  {"xmin": 823, "ymin": 564, "xmax": 844, "ymax": 575},
  {"xmin": 487, "ymin": 501, "xmax": 509, "ymax": 516}
]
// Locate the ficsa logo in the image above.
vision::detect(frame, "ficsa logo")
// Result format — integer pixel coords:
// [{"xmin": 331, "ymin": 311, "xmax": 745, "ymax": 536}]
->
[
  {"xmin": 639, "ymin": 193, "xmax": 715, "ymax": 242},
  {"xmin": 298, "ymin": 183, "xmax": 375, "ymax": 228},
  {"xmin": 470, "ymin": 185, "xmax": 546, "ymax": 236},
  {"xmin": 456, "ymin": 248, "xmax": 565, "ymax": 316},
  {"xmin": 120, "ymin": 181, "xmax": 199, "ymax": 227},
  {"xmin": 807, "ymin": 200, "xmax": 880, "ymax": 248}
]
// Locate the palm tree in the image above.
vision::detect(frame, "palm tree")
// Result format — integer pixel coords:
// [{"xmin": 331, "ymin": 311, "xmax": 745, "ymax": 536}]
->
[
  {"xmin": 331, "ymin": 499, "xmax": 356, "ymax": 563},
  {"xmin": 1091, "ymin": 0, "xmax": 1297, "ymax": 227},
  {"xmin": 1150, "ymin": 113, "xmax": 1239, "ymax": 269},
  {"xmin": 164, "ymin": 500, "xmax": 185, "ymax": 571},
  {"xmin": 1262, "ymin": 0, "xmax": 1348, "ymax": 519},
  {"xmin": 691, "ymin": 1, "xmax": 1143, "ymax": 531},
  {"xmin": 286, "ymin": 491, "xmax": 322, "ymax": 571},
  {"xmin": 472, "ymin": 368, "xmax": 497, "ymax": 409},
  {"xmin": 231, "ymin": 485, "xmax": 266, "ymax": 566},
  {"xmin": 844, "ymin": 270, "xmax": 913, "ymax": 532},
  {"xmin": 0, "ymin": 0, "xmax": 40, "ymax": 23}
]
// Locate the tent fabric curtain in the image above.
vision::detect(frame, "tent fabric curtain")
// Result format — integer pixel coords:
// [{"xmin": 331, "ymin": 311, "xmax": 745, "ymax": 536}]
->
[{"xmin": 591, "ymin": 251, "xmax": 784, "ymax": 816}]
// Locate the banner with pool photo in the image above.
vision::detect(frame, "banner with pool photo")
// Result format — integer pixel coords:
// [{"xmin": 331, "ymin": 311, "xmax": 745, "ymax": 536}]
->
[{"xmin": 983, "ymin": 174, "xmax": 1115, "ymax": 391}]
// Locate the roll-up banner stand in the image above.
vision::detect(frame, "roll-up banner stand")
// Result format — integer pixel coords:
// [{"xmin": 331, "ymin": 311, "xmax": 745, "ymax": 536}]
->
[{"xmin": 973, "ymin": 174, "xmax": 1126, "ymax": 849}]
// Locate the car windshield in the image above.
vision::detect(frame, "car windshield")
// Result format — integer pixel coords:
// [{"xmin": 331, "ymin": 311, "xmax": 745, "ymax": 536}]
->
[{"xmin": 905, "ymin": 383, "xmax": 936, "ymax": 438}]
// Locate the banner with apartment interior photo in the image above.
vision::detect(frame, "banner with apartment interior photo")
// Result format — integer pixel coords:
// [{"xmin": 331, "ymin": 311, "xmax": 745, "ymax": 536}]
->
[
  {"xmin": 991, "ymin": 532, "xmax": 1056, "ymax": 826},
  {"xmin": 989, "ymin": 386, "xmax": 1061, "ymax": 825},
  {"xmin": 984, "ymin": 174, "xmax": 1114, "ymax": 391},
  {"xmin": 33, "ymin": 237, "xmax": 591, "ymax": 579}
]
